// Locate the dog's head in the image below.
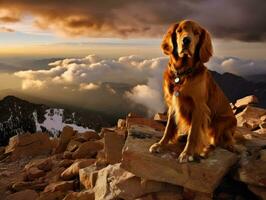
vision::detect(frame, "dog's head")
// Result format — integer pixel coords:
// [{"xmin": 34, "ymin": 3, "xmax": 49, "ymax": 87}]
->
[{"xmin": 161, "ymin": 20, "xmax": 213, "ymax": 63}]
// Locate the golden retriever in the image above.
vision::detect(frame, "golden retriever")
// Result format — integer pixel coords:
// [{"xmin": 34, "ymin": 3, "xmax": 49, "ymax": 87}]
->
[{"xmin": 149, "ymin": 20, "xmax": 237, "ymax": 162}]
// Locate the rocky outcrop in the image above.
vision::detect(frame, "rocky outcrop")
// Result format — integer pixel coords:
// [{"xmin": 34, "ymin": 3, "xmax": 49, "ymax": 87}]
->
[{"xmin": 1, "ymin": 95, "xmax": 266, "ymax": 200}]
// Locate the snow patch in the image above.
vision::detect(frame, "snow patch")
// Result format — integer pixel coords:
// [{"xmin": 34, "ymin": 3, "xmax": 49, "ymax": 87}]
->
[{"xmin": 33, "ymin": 109, "xmax": 94, "ymax": 137}]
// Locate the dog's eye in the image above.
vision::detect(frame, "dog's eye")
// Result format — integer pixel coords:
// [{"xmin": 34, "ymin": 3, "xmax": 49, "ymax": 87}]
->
[{"xmin": 194, "ymin": 30, "xmax": 199, "ymax": 35}]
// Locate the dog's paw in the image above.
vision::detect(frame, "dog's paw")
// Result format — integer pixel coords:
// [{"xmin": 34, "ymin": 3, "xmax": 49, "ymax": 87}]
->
[
  {"xmin": 149, "ymin": 143, "xmax": 163, "ymax": 153},
  {"xmin": 178, "ymin": 151, "xmax": 194, "ymax": 163}
]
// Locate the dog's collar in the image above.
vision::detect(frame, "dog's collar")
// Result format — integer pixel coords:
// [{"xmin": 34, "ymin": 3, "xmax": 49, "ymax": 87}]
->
[{"xmin": 170, "ymin": 65, "xmax": 195, "ymax": 84}]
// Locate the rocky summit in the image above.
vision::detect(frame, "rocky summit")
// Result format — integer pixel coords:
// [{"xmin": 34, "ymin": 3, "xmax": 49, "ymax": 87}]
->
[{"xmin": 0, "ymin": 95, "xmax": 266, "ymax": 200}]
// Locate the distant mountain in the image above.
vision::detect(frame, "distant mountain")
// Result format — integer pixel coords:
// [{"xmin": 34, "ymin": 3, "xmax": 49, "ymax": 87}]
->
[
  {"xmin": 244, "ymin": 74, "xmax": 266, "ymax": 83},
  {"xmin": 211, "ymin": 71, "xmax": 266, "ymax": 108},
  {"xmin": 0, "ymin": 96, "xmax": 110, "ymax": 146}
]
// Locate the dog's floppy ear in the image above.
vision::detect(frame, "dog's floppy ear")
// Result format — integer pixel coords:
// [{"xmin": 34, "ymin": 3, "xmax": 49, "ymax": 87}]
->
[
  {"xmin": 199, "ymin": 28, "xmax": 213, "ymax": 63},
  {"xmin": 161, "ymin": 23, "xmax": 179, "ymax": 55}
]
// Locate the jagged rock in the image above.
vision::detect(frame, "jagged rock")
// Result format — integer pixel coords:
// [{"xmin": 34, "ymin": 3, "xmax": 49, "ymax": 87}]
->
[
  {"xmin": 260, "ymin": 149, "xmax": 266, "ymax": 161},
  {"xmin": 77, "ymin": 131, "xmax": 100, "ymax": 141},
  {"xmin": 44, "ymin": 167, "xmax": 65, "ymax": 184},
  {"xmin": 72, "ymin": 141, "xmax": 103, "ymax": 159},
  {"xmin": 5, "ymin": 189, "xmax": 38, "ymax": 200},
  {"xmin": 25, "ymin": 167, "xmax": 46, "ymax": 181},
  {"xmin": 61, "ymin": 159, "xmax": 96, "ymax": 180},
  {"xmin": 66, "ymin": 140, "xmax": 81, "ymax": 152},
  {"xmin": 92, "ymin": 163, "xmax": 182, "ymax": 200},
  {"xmin": 44, "ymin": 180, "xmax": 74, "ymax": 193},
  {"xmin": 79, "ymin": 164, "xmax": 99, "ymax": 189},
  {"xmin": 63, "ymin": 151, "xmax": 73, "ymax": 159},
  {"xmin": 137, "ymin": 191, "xmax": 183, "ymax": 200},
  {"xmin": 104, "ymin": 131, "xmax": 125, "ymax": 164},
  {"xmin": 12, "ymin": 180, "xmax": 48, "ymax": 191},
  {"xmin": 117, "ymin": 119, "xmax": 126, "ymax": 129},
  {"xmin": 236, "ymin": 106, "xmax": 266, "ymax": 130},
  {"xmin": 126, "ymin": 117, "xmax": 165, "ymax": 132},
  {"xmin": 38, "ymin": 191, "xmax": 66, "ymax": 200},
  {"xmin": 235, "ymin": 95, "xmax": 258, "ymax": 108},
  {"xmin": 237, "ymin": 158, "xmax": 266, "ymax": 187},
  {"xmin": 58, "ymin": 159, "xmax": 74, "ymax": 168},
  {"xmin": 153, "ymin": 113, "xmax": 167, "ymax": 123},
  {"xmin": 121, "ymin": 125, "xmax": 238, "ymax": 194},
  {"xmin": 260, "ymin": 122, "xmax": 266, "ymax": 129},
  {"xmin": 261, "ymin": 115, "xmax": 266, "ymax": 122},
  {"xmin": 55, "ymin": 126, "xmax": 76, "ymax": 154},
  {"xmin": 5, "ymin": 132, "xmax": 52, "ymax": 160},
  {"xmin": 248, "ymin": 185, "xmax": 266, "ymax": 200},
  {"xmin": 24, "ymin": 157, "xmax": 53, "ymax": 172},
  {"xmin": 63, "ymin": 190, "xmax": 94, "ymax": 200}
]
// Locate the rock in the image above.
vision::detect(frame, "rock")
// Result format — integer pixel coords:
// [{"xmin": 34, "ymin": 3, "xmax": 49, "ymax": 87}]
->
[
  {"xmin": 104, "ymin": 131, "xmax": 125, "ymax": 164},
  {"xmin": 236, "ymin": 106, "xmax": 266, "ymax": 130},
  {"xmin": 126, "ymin": 117, "xmax": 165, "ymax": 132},
  {"xmin": 58, "ymin": 159, "xmax": 74, "ymax": 168},
  {"xmin": 121, "ymin": 125, "xmax": 238, "ymax": 194},
  {"xmin": 237, "ymin": 158, "xmax": 266, "ymax": 187},
  {"xmin": 61, "ymin": 159, "xmax": 95, "ymax": 180},
  {"xmin": 44, "ymin": 167, "xmax": 65, "ymax": 184},
  {"xmin": 248, "ymin": 185, "xmax": 266, "ymax": 200},
  {"xmin": 117, "ymin": 119, "xmax": 126, "ymax": 129},
  {"xmin": 78, "ymin": 131, "xmax": 100, "ymax": 141},
  {"xmin": 235, "ymin": 95, "xmax": 258, "ymax": 108},
  {"xmin": 44, "ymin": 181, "xmax": 74, "ymax": 193},
  {"xmin": 55, "ymin": 126, "xmax": 76, "ymax": 154},
  {"xmin": 5, "ymin": 133, "xmax": 52, "ymax": 160},
  {"xmin": 66, "ymin": 140, "xmax": 81, "ymax": 152},
  {"xmin": 63, "ymin": 151, "xmax": 73, "ymax": 159},
  {"xmin": 24, "ymin": 157, "xmax": 53, "ymax": 172},
  {"xmin": 137, "ymin": 191, "xmax": 183, "ymax": 200},
  {"xmin": 260, "ymin": 149, "xmax": 266, "ymax": 161},
  {"xmin": 72, "ymin": 141, "xmax": 103, "ymax": 159},
  {"xmin": 153, "ymin": 113, "xmax": 167, "ymax": 123},
  {"xmin": 26, "ymin": 167, "xmax": 46, "ymax": 181},
  {"xmin": 79, "ymin": 164, "xmax": 102, "ymax": 189},
  {"xmin": 12, "ymin": 181, "xmax": 48, "ymax": 191},
  {"xmin": 63, "ymin": 190, "xmax": 94, "ymax": 200},
  {"xmin": 260, "ymin": 122, "xmax": 266, "ymax": 129},
  {"xmin": 93, "ymin": 163, "xmax": 181, "ymax": 200},
  {"xmin": 5, "ymin": 189, "xmax": 38, "ymax": 200},
  {"xmin": 261, "ymin": 115, "xmax": 266, "ymax": 122},
  {"xmin": 38, "ymin": 191, "xmax": 66, "ymax": 200}
]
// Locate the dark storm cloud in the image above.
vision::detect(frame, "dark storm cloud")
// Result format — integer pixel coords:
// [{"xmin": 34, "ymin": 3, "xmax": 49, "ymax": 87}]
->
[{"xmin": 0, "ymin": 0, "xmax": 266, "ymax": 41}]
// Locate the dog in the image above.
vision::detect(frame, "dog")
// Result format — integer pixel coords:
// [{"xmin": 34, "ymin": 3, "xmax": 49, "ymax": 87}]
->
[{"xmin": 149, "ymin": 20, "xmax": 237, "ymax": 163}]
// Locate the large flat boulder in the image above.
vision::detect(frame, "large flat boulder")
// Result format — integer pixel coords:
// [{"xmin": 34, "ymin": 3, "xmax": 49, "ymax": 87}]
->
[
  {"xmin": 121, "ymin": 125, "xmax": 238, "ymax": 194},
  {"xmin": 5, "ymin": 133, "xmax": 52, "ymax": 160}
]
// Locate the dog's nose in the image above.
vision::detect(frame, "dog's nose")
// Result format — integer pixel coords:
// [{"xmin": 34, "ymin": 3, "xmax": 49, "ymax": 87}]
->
[{"xmin": 183, "ymin": 37, "xmax": 191, "ymax": 46}]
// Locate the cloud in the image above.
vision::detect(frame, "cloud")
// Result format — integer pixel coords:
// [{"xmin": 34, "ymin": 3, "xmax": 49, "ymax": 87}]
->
[
  {"xmin": 0, "ymin": 26, "xmax": 15, "ymax": 32},
  {"xmin": 13, "ymin": 54, "xmax": 266, "ymax": 113},
  {"xmin": 207, "ymin": 57, "xmax": 266, "ymax": 76},
  {"xmin": 79, "ymin": 83, "xmax": 100, "ymax": 91},
  {"xmin": 21, "ymin": 79, "xmax": 45, "ymax": 90},
  {"xmin": 0, "ymin": 0, "xmax": 265, "ymax": 41}
]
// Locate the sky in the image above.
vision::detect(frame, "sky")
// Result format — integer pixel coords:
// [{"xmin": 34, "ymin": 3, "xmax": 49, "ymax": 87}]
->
[{"xmin": 0, "ymin": 0, "xmax": 265, "ymax": 114}]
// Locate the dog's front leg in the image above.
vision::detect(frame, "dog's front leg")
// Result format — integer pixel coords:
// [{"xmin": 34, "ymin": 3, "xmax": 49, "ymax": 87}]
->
[
  {"xmin": 178, "ymin": 103, "xmax": 210, "ymax": 162},
  {"xmin": 149, "ymin": 107, "xmax": 176, "ymax": 153}
]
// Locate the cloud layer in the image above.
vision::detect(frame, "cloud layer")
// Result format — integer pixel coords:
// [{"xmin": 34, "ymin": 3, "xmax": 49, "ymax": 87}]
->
[
  {"xmin": 1, "ymin": 0, "xmax": 266, "ymax": 41},
  {"xmin": 14, "ymin": 54, "xmax": 266, "ymax": 114}
]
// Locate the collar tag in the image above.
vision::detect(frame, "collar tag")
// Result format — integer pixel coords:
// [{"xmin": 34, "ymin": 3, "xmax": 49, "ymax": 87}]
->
[{"xmin": 174, "ymin": 77, "xmax": 180, "ymax": 83}]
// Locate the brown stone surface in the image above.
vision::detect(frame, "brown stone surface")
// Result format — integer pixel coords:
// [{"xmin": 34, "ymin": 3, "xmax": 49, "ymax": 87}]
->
[
  {"xmin": 236, "ymin": 106, "xmax": 266, "ymax": 130},
  {"xmin": 5, "ymin": 189, "xmax": 38, "ymax": 200},
  {"xmin": 55, "ymin": 126, "xmax": 76, "ymax": 154},
  {"xmin": 237, "ymin": 158, "xmax": 266, "ymax": 187},
  {"xmin": 235, "ymin": 95, "xmax": 258, "ymax": 108},
  {"xmin": 121, "ymin": 125, "xmax": 238, "ymax": 194},
  {"xmin": 79, "ymin": 164, "xmax": 99, "ymax": 189},
  {"xmin": 38, "ymin": 191, "xmax": 66, "ymax": 200},
  {"xmin": 248, "ymin": 185, "xmax": 266, "ymax": 200},
  {"xmin": 117, "ymin": 119, "xmax": 126, "ymax": 129},
  {"xmin": 104, "ymin": 131, "xmax": 125, "ymax": 164},
  {"xmin": 61, "ymin": 159, "xmax": 95, "ymax": 180},
  {"xmin": 66, "ymin": 139, "xmax": 81, "ymax": 152},
  {"xmin": 153, "ymin": 113, "xmax": 167, "ymax": 123},
  {"xmin": 5, "ymin": 133, "xmax": 52, "ymax": 160},
  {"xmin": 78, "ymin": 131, "xmax": 100, "ymax": 141},
  {"xmin": 72, "ymin": 141, "xmax": 103, "ymax": 159},
  {"xmin": 93, "ymin": 163, "xmax": 180, "ymax": 200},
  {"xmin": 26, "ymin": 167, "xmax": 46, "ymax": 181},
  {"xmin": 12, "ymin": 180, "xmax": 48, "ymax": 191},
  {"xmin": 44, "ymin": 181, "xmax": 74, "ymax": 193},
  {"xmin": 24, "ymin": 157, "xmax": 53, "ymax": 172},
  {"xmin": 126, "ymin": 117, "xmax": 165, "ymax": 132},
  {"xmin": 63, "ymin": 190, "xmax": 95, "ymax": 200}
]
